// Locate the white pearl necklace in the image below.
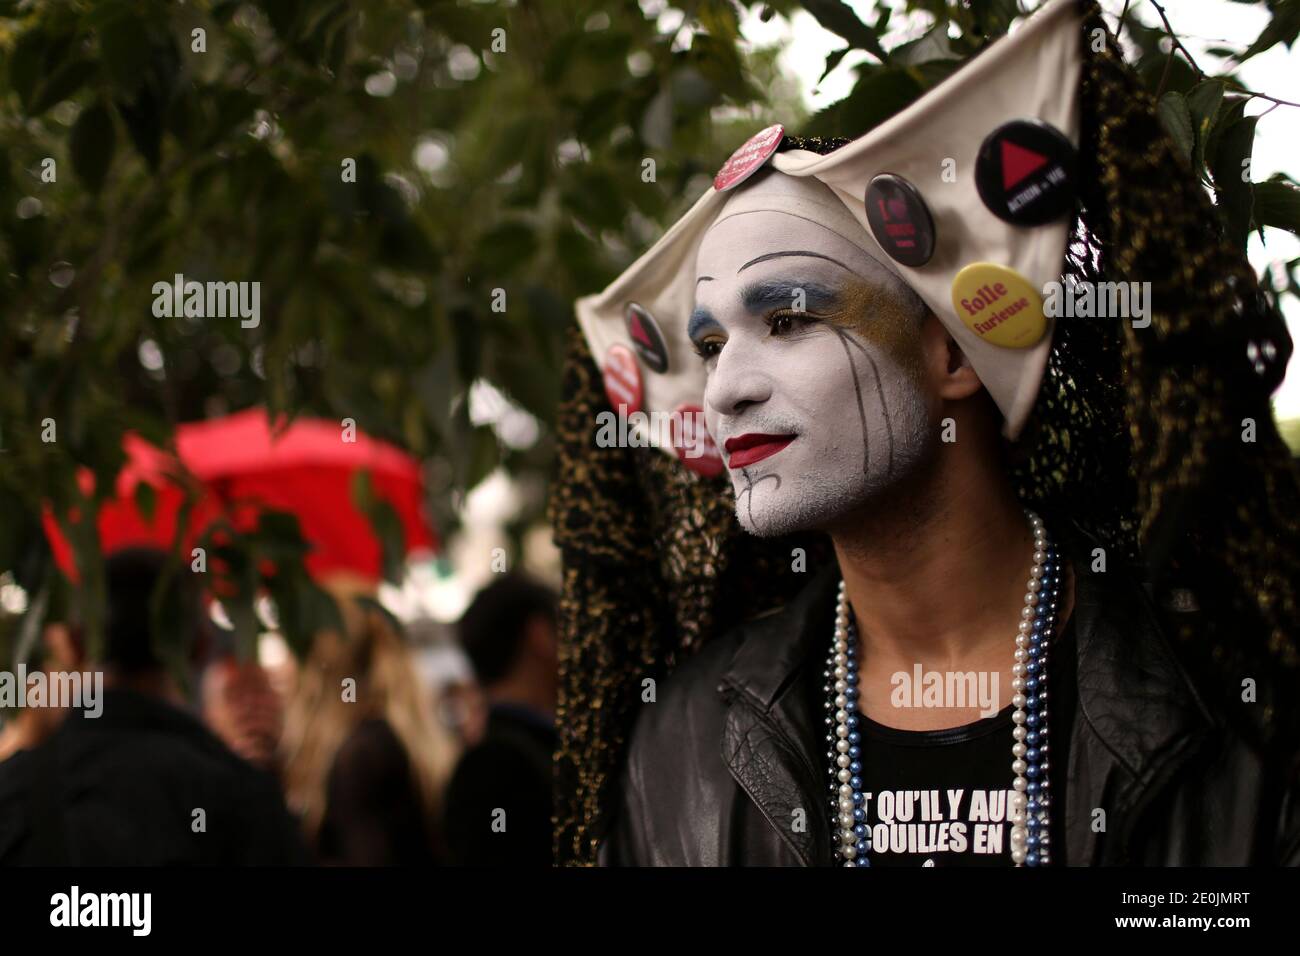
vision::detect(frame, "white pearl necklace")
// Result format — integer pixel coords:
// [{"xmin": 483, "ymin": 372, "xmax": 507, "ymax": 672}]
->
[{"xmin": 828, "ymin": 509, "xmax": 1058, "ymax": 867}]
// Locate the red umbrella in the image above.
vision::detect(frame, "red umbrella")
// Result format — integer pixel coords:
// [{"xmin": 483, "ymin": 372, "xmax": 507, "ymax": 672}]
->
[
  {"xmin": 42, "ymin": 433, "xmax": 225, "ymax": 584},
  {"xmin": 44, "ymin": 409, "xmax": 436, "ymax": 583},
  {"xmin": 176, "ymin": 408, "xmax": 436, "ymax": 580}
]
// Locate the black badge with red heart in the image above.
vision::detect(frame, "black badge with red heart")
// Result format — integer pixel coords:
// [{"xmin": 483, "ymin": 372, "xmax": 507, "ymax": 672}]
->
[
  {"xmin": 625, "ymin": 302, "xmax": 670, "ymax": 374},
  {"xmin": 864, "ymin": 173, "xmax": 936, "ymax": 267},
  {"xmin": 975, "ymin": 120, "xmax": 1076, "ymax": 226}
]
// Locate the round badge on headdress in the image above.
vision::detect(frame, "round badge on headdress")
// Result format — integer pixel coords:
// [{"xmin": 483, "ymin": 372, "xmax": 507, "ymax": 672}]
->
[
  {"xmin": 864, "ymin": 173, "xmax": 936, "ymax": 267},
  {"xmin": 950, "ymin": 262, "xmax": 1047, "ymax": 349},
  {"xmin": 624, "ymin": 302, "xmax": 669, "ymax": 374},
  {"xmin": 713, "ymin": 124, "xmax": 785, "ymax": 192},
  {"xmin": 601, "ymin": 344, "xmax": 643, "ymax": 414},
  {"xmin": 975, "ymin": 119, "xmax": 1076, "ymax": 225},
  {"xmin": 670, "ymin": 404, "xmax": 724, "ymax": 478}
]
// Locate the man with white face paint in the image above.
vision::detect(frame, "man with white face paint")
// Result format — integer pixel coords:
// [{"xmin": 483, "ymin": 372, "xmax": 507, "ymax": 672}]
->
[
  {"xmin": 692, "ymin": 171, "xmax": 940, "ymax": 539},
  {"xmin": 623, "ymin": 160, "xmax": 1069, "ymax": 869},
  {"xmin": 556, "ymin": 0, "xmax": 1300, "ymax": 870}
]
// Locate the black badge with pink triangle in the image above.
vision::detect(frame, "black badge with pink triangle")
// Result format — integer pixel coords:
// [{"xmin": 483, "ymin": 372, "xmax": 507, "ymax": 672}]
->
[
  {"xmin": 624, "ymin": 302, "xmax": 670, "ymax": 373},
  {"xmin": 974, "ymin": 119, "xmax": 1077, "ymax": 226}
]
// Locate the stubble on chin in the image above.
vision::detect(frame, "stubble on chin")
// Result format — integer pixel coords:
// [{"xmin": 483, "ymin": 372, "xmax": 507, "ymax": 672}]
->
[
  {"xmin": 728, "ymin": 466, "xmax": 852, "ymax": 538},
  {"xmin": 730, "ymin": 404, "xmax": 939, "ymax": 540}
]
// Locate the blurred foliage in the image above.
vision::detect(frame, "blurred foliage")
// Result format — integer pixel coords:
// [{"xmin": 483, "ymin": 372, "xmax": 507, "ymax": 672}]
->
[{"xmin": 0, "ymin": 0, "xmax": 1297, "ymax": 664}]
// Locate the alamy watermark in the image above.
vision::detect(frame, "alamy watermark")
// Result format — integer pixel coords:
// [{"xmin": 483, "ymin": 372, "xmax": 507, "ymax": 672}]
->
[
  {"xmin": 1042, "ymin": 277, "xmax": 1152, "ymax": 329},
  {"xmin": 0, "ymin": 666, "xmax": 103, "ymax": 718},
  {"xmin": 891, "ymin": 665, "xmax": 1000, "ymax": 718},
  {"xmin": 594, "ymin": 405, "xmax": 711, "ymax": 459},
  {"xmin": 50, "ymin": 886, "xmax": 151, "ymax": 936},
  {"xmin": 151, "ymin": 273, "xmax": 260, "ymax": 328}
]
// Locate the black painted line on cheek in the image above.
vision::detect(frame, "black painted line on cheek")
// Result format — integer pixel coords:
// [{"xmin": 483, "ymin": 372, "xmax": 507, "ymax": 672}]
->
[
  {"xmin": 832, "ymin": 327, "xmax": 894, "ymax": 478},
  {"xmin": 860, "ymin": 348, "xmax": 896, "ymax": 479},
  {"xmin": 830, "ymin": 327, "xmax": 897, "ymax": 479},
  {"xmin": 737, "ymin": 466, "xmax": 781, "ymax": 533},
  {"xmin": 831, "ymin": 329, "xmax": 870, "ymax": 478}
]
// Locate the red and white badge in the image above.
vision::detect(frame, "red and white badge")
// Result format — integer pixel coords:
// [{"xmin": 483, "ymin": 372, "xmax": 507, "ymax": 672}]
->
[
  {"xmin": 713, "ymin": 124, "xmax": 785, "ymax": 191},
  {"xmin": 602, "ymin": 344, "xmax": 642, "ymax": 414},
  {"xmin": 670, "ymin": 403, "xmax": 723, "ymax": 478}
]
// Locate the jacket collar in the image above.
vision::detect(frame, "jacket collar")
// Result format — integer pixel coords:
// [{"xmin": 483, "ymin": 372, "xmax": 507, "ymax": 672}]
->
[
  {"xmin": 715, "ymin": 562, "xmax": 843, "ymax": 865},
  {"xmin": 719, "ymin": 561, "xmax": 841, "ymax": 712},
  {"xmin": 714, "ymin": 518, "xmax": 1218, "ymax": 865}
]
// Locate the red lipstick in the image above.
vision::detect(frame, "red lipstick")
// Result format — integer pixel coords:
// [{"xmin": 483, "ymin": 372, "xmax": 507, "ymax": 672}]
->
[{"xmin": 724, "ymin": 433, "xmax": 795, "ymax": 469}]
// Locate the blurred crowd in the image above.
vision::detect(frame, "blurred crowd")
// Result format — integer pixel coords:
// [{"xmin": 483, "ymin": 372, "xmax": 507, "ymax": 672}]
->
[{"xmin": 0, "ymin": 549, "xmax": 559, "ymax": 867}]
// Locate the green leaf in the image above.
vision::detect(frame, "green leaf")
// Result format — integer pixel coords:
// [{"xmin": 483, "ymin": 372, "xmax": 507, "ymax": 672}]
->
[
  {"xmin": 1156, "ymin": 92, "xmax": 1194, "ymax": 164},
  {"xmin": 263, "ymin": 0, "xmax": 306, "ymax": 44},
  {"xmin": 697, "ymin": 0, "xmax": 741, "ymax": 41},
  {"xmin": 1210, "ymin": 115, "xmax": 1258, "ymax": 250},
  {"xmin": 804, "ymin": 67, "xmax": 923, "ymax": 138},
  {"xmin": 1185, "ymin": 79, "xmax": 1224, "ymax": 172},
  {"xmin": 686, "ymin": 34, "xmax": 751, "ymax": 102},
  {"xmin": 465, "ymin": 424, "xmax": 500, "ymax": 490},
  {"xmin": 1238, "ymin": 0, "xmax": 1300, "ymax": 62},
  {"xmin": 817, "ymin": 47, "xmax": 851, "ymax": 85},
  {"xmin": 350, "ymin": 468, "xmax": 375, "ymax": 510},
  {"xmin": 115, "ymin": 88, "xmax": 164, "ymax": 169},
  {"xmin": 69, "ymin": 101, "xmax": 116, "ymax": 194},
  {"xmin": 1201, "ymin": 95, "xmax": 1247, "ymax": 183},
  {"xmin": 1254, "ymin": 178, "xmax": 1300, "ymax": 237},
  {"xmin": 92, "ymin": 5, "xmax": 178, "ymax": 168},
  {"xmin": 893, "ymin": 25, "xmax": 962, "ymax": 66},
  {"xmin": 349, "ymin": 469, "xmax": 405, "ymax": 583},
  {"xmin": 225, "ymin": 593, "xmax": 260, "ymax": 661},
  {"xmin": 28, "ymin": 58, "xmax": 96, "ymax": 116},
  {"xmin": 1186, "ymin": 79, "xmax": 1226, "ymax": 119},
  {"xmin": 133, "ymin": 481, "xmax": 157, "ymax": 525},
  {"xmin": 255, "ymin": 509, "xmax": 311, "ymax": 560},
  {"xmin": 94, "ymin": 7, "xmax": 151, "ymax": 95},
  {"xmin": 802, "ymin": 0, "xmax": 887, "ymax": 62},
  {"xmin": 370, "ymin": 498, "xmax": 406, "ymax": 584},
  {"xmin": 379, "ymin": 219, "xmax": 440, "ymax": 272},
  {"xmin": 10, "ymin": 28, "xmax": 49, "ymax": 113},
  {"xmin": 1185, "ymin": 79, "xmax": 1222, "ymax": 167},
  {"xmin": 965, "ymin": 0, "xmax": 1022, "ymax": 38}
]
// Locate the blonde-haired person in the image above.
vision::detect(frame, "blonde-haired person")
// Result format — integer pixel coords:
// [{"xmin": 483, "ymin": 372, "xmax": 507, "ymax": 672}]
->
[{"xmin": 281, "ymin": 585, "xmax": 458, "ymax": 865}]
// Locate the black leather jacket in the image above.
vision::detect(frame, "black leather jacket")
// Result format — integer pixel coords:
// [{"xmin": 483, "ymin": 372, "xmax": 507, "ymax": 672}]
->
[{"xmin": 598, "ymin": 526, "xmax": 1300, "ymax": 866}]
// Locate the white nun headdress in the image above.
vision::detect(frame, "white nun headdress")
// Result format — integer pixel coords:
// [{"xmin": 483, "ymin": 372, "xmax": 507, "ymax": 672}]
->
[{"xmin": 575, "ymin": 0, "xmax": 1084, "ymax": 473}]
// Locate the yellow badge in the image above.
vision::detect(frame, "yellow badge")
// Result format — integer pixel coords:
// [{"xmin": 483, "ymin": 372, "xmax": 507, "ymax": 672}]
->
[{"xmin": 950, "ymin": 263, "xmax": 1046, "ymax": 349}]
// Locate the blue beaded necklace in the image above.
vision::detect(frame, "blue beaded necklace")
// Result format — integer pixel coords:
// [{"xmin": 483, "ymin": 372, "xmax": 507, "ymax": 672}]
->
[{"xmin": 825, "ymin": 510, "xmax": 1061, "ymax": 867}]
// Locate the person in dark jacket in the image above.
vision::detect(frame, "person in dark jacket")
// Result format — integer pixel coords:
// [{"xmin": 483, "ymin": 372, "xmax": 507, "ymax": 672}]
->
[
  {"xmin": 598, "ymin": 519, "xmax": 1300, "ymax": 866},
  {"xmin": 558, "ymin": 1, "xmax": 1300, "ymax": 867},
  {"xmin": 0, "ymin": 548, "xmax": 308, "ymax": 865},
  {"xmin": 590, "ymin": 162, "xmax": 1300, "ymax": 864},
  {"xmin": 444, "ymin": 573, "xmax": 558, "ymax": 865}
]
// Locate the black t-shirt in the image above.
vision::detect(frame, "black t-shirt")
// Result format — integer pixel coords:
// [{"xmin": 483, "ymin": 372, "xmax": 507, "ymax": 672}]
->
[{"xmin": 853, "ymin": 618, "xmax": 1076, "ymax": 867}]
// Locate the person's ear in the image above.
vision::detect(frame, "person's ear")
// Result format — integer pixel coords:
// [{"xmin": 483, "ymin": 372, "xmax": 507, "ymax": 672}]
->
[{"xmin": 920, "ymin": 312, "xmax": 983, "ymax": 401}]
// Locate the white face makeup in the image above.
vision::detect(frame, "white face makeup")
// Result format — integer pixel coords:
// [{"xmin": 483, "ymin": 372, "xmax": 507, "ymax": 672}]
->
[{"xmin": 691, "ymin": 206, "xmax": 935, "ymax": 537}]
